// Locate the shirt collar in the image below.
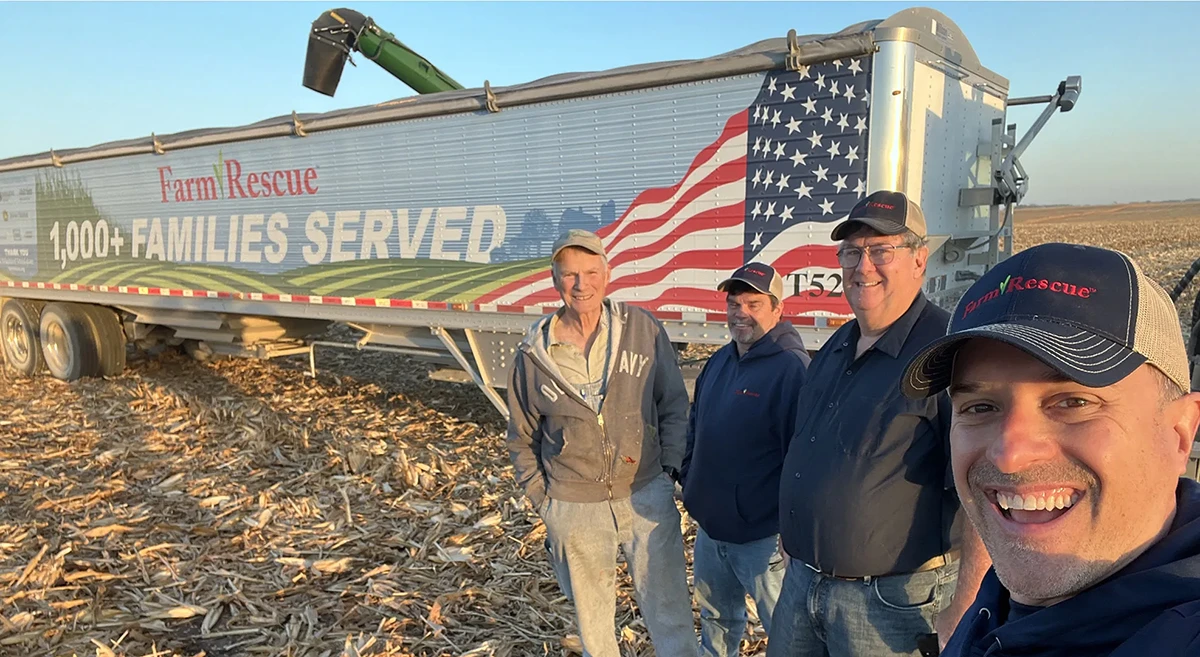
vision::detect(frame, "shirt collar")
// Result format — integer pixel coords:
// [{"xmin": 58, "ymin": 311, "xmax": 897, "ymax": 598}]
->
[
  {"xmin": 547, "ymin": 303, "xmax": 611, "ymax": 349},
  {"xmin": 840, "ymin": 292, "xmax": 929, "ymax": 359}
]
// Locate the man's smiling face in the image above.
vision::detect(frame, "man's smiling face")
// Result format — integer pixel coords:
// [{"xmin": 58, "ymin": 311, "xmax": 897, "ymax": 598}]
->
[{"xmin": 948, "ymin": 339, "xmax": 1196, "ymax": 606}]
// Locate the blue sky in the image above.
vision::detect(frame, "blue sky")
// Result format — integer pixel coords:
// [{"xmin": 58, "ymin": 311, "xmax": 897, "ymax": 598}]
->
[{"xmin": 1, "ymin": 1, "xmax": 1196, "ymax": 206}]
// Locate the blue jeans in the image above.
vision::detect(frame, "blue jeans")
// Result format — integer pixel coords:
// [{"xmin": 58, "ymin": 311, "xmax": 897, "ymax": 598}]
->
[
  {"xmin": 541, "ymin": 473, "xmax": 699, "ymax": 657},
  {"xmin": 765, "ymin": 557, "xmax": 959, "ymax": 657},
  {"xmin": 693, "ymin": 527, "xmax": 786, "ymax": 657}
]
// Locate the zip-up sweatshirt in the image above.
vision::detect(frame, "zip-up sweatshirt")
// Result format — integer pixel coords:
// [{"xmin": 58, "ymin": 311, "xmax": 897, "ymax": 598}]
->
[
  {"xmin": 680, "ymin": 322, "xmax": 810, "ymax": 544},
  {"xmin": 505, "ymin": 299, "xmax": 691, "ymax": 508},
  {"xmin": 943, "ymin": 477, "xmax": 1200, "ymax": 657}
]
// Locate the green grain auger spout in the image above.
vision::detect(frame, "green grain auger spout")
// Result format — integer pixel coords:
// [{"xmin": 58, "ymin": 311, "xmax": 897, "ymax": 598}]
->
[{"xmin": 303, "ymin": 8, "xmax": 464, "ymax": 97}]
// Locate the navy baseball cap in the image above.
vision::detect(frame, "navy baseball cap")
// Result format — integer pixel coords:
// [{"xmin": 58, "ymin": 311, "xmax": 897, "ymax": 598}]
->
[
  {"xmin": 902, "ymin": 242, "xmax": 1190, "ymax": 399},
  {"xmin": 831, "ymin": 190, "xmax": 928, "ymax": 241},
  {"xmin": 718, "ymin": 262, "xmax": 784, "ymax": 301}
]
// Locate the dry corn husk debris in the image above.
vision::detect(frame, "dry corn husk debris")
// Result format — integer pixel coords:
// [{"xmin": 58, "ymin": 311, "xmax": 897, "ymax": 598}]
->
[{"xmin": 0, "ymin": 340, "xmax": 732, "ymax": 657}]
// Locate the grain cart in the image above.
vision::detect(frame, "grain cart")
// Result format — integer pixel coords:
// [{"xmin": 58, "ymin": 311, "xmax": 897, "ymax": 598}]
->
[{"xmin": 0, "ymin": 6, "xmax": 1080, "ymax": 422}]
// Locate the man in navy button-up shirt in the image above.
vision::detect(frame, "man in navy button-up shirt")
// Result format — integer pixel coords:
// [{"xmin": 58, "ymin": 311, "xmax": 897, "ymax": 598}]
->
[{"xmin": 767, "ymin": 191, "xmax": 991, "ymax": 657}]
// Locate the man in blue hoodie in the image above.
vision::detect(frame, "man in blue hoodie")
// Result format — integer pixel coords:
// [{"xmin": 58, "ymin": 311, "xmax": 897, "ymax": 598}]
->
[
  {"xmin": 681, "ymin": 262, "xmax": 811, "ymax": 657},
  {"xmin": 901, "ymin": 242, "xmax": 1200, "ymax": 656}
]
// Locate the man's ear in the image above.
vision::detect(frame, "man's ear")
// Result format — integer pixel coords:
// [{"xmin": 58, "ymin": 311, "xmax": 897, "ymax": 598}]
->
[
  {"xmin": 1168, "ymin": 391, "xmax": 1200, "ymax": 475},
  {"xmin": 913, "ymin": 245, "xmax": 929, "ymax": 277}
]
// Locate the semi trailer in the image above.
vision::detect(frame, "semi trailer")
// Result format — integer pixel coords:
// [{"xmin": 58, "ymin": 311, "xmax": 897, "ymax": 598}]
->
[{"xmin": 0, "ymin": 6, "xmax": 1081, "ymax": 421}]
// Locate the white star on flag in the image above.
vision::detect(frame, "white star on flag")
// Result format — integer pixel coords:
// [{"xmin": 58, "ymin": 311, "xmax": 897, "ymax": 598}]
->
[
  {"xmin": 802, "ymin": 96, "xmax": 818, "ymax": 114},
  {"xmin": 752, "ymin": 201, "xmax": 762, "ymax": 218},
  {"xmin": 826, "ymin": 141, "xmax": 841, "ymax": 158},
  {"xmin": 821, "ymin": 106, "xmax": 834, "ymax": 125},
  {"xmin": 768, "ymin": 77, "xmax": 777, "ymax": 95},
  {"xmin": 833, "ymin": 174, "xmax": 848, "ymax": 192},
  {"xmin": 780, "ymin": 205, "xmax": 794, "ymax": 222},
  {"xmin": 849, "ymin": 59, "xmax": 862, "ymax": 74},
  {"xmin": 854, "ymin": 178, "xmax": 866, "ymax": 198},
  {"xmin": 781, "ymin": 84, "xmax": 796, "ymax": 101},
  {"xmin": 807, "ymin": 130, "xmax": 823, "ymax": 148},
  {"xmin": 765, "ymin": 202, "xmax": 777, "ymax": 220},
  {"xmin": 795, "ymin": 180, "xmax": 813, "ymax": 199},
  {"xmin": 814, "ymin": 164, "xmax": 829, "ymax": 182},
  {"xmin": 776, "ymin": 173, "xmax": 791, "ymax": 192},
  {"xmin": 774, "ymin": 142, "xmax": 787, "ymax": 160},
  {"xmin": 837, "ymin": 113, "xmax": 849, "ymax": 130},
  {"xmin": 819, "ymin": 198, "xmax": 836, "ymax": 215},
  {"xmin": 789, "ymin": 148, "xmax": 808, "ymax": 168},
  {"xmin": 845, "ymin": 145, "xmax": 859, "ymax": 164},
  {"xmin": 786, "ymin": 116, "xmax": 802, "ymax": 134}
]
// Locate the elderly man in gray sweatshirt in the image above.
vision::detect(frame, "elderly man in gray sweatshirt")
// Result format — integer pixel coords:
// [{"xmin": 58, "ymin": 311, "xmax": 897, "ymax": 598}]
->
[{"xmin": 506, "ymin": 229, "xmax": 698, "ymax": 657}]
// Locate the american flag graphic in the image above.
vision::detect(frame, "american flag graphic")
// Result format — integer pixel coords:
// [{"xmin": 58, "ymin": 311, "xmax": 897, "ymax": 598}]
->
[{"xmin": 479, "ymin": 56, "xmax": 872, "ymax": 319}]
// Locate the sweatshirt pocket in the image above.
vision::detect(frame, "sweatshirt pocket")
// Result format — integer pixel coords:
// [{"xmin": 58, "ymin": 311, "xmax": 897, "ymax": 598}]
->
[
  {"xmin": 734, "ymin": 483, "xmax": 776, "ymax": 527},
  {"xmin": 541, "ymin": 419, "xmax": 603, "ymax": 484}
]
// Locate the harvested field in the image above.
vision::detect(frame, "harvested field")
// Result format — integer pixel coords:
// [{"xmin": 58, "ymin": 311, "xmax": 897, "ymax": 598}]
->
[
  {"xmin": 1, "ymin": 200, "xmax": 1197, "ymax": 656},
  {"xmin": 0, "ymin": 332, "xmax": 743, "ymax": 657},
  {"xmin": 1013, "ymin": 201, "xmax": 1200, "ymax": 331}
]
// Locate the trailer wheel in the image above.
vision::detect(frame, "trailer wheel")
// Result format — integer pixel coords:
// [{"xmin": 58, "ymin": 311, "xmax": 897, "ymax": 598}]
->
[
  {"xmin": 1, "ymin": 299, "xmax": 45, "ymax": 376},
  {"xmin": 39, "ymin": 302, "xmax": 102, "ymax": 382},
  {"xmin": 79, "ymin": 305, "xmax": 127, "ymax": 376}
]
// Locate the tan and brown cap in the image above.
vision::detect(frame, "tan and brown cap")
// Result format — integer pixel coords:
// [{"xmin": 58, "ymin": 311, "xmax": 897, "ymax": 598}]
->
[
  {"xmin": 551, "ymin": 228, "xmax": 606, "ymax": 260},
  {"xmin": 718, "ymin": 262, "xmax": 785, "ymax": 301},
  {"xmin": 831, "ymin": 190, "xmax": 928, "ymax": 241},
  {"xmin": 902, "ymin": 242, "xmax": 1189, "ymax": 399}
]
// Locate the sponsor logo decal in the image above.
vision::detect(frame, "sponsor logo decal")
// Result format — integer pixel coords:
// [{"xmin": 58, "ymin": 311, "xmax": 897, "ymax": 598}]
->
[
  {"xmin": 158, "ymin": 151, "xmax": 319, "ymax": 203},
  {"xmin": 962, "ymin": 273, "xmax": 1097, "ymax": 319}
]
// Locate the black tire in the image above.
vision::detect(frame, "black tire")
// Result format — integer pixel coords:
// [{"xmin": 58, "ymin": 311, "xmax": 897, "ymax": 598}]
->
[
  {"xmin": 39, "ymin": 302, "xmax": 102, "ymax": 381},
  {"xmin": 1, "ymin": 299, "xmax": 45, "ymax": 376},
  {"xmin": 79, "ymin": 305, "xmax": 127, "ymax": 377}
]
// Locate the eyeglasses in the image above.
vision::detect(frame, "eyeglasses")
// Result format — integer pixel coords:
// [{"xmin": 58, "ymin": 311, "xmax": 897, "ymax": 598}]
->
[{"xmin": 836, "ymin": 244, "xmax": 913, "ymax": 268}]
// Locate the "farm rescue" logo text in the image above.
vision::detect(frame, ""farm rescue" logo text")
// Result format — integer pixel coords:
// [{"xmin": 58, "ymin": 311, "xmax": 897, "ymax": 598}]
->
[{"xmin": 158, "ymin": 151, "xmax": 318, "ymax": 203}]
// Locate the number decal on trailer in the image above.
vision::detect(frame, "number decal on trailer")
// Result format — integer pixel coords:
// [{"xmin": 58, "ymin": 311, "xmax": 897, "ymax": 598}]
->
[{"xmin": 787, "ymin": 269, "xmax": 844, "ymax": 298}]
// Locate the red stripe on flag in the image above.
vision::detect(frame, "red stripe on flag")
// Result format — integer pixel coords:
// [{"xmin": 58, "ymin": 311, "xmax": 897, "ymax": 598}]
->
[
  {"xmin": 476, "ymin": 109, "xmax": 750, "ymax": 307},
  {"xmin": 607, "ymin": 205, "xmax": 745, "ymax": 270},
  {"xmin": 597, "ymin": 109, "xmax": 749, "ymax": 239},
  {"xmin": 604, "ymin": 156, "xmax": 748, "ymax": 255}
]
